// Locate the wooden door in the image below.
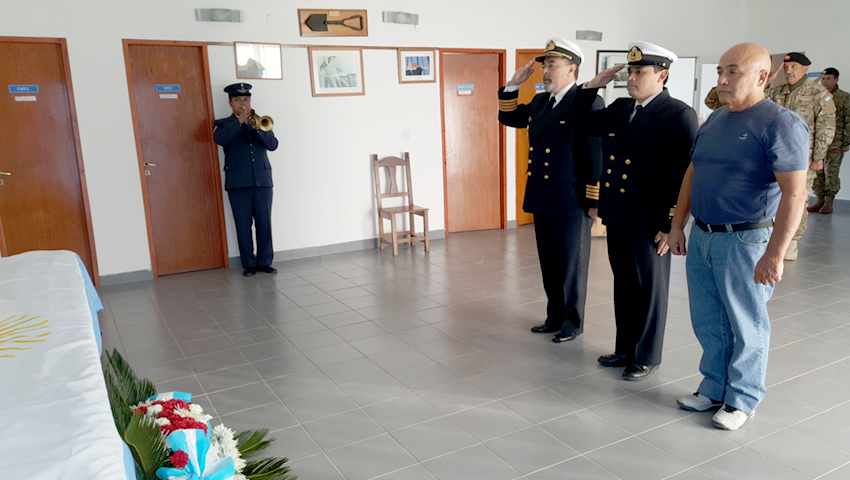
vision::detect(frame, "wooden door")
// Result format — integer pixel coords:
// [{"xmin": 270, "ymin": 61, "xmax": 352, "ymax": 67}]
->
[
  {"xmin": 441, "ymin": 50, "xmax": 506, "ymax": 233},
  {"xmin": 125, "ymin": 41, "xmax": 227, "ymax": 276},
  {"xmin": 514, "ymin": 50, "xmax": 544, "ymax": 226},
  {"xmin": 0, "ymin": 37, "xmax": 98, "ymax": 280}
]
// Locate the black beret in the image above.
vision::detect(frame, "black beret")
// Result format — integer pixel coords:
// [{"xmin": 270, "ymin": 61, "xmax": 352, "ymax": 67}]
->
[
  {"xmin": 783, "ymin": 52, "xmax": 811, "ymax": 66},
  {"xmin": 224, "ymin": 83, "xmax": 252, "ymax": 97},
  {"xmin": 823, "ymin": 67, "xmax": 840, "ymax": 77}
]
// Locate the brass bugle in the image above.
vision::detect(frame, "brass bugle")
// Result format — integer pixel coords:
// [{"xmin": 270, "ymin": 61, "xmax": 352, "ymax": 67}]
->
[{"xmin": 249, "ymin": 109, "xmax": 274, "ymax": 132}]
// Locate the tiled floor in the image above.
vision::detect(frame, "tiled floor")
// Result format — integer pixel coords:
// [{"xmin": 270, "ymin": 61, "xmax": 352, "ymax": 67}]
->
[{"xmin": 98, "ymin": 207, "xmax": 850, "ymax": 480}]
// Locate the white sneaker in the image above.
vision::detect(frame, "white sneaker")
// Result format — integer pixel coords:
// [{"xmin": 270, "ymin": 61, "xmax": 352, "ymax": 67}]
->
[
  {"xmin": 784, "ymin": 240, "xmax": 798, "ymax": 261},
  {"xmin": 677, "ymin": 392, "xmax": 723, "ymax": 412},
  {"xmin": 712, "ymin": 404, "xmax": 754, "ymax": 430}
]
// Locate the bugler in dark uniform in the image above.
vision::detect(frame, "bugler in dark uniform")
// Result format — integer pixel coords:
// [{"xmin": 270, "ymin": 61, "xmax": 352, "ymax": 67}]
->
[
  {"xmin": 575, "ymin": 42, "xmax": 698, "ymax": 379},
  {"xmin": 498, "ymin": 38, "xmax": 604, "ymax": 342},
  {"xmin": 214, "ymin": 83, "xmax": 279, "ymax": 276}
]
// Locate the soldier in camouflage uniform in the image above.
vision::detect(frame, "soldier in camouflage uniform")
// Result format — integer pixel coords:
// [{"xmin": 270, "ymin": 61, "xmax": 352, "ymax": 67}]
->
[
  {"xmin": 810, "ymin": 68, "xmax": 850, "ymax": 214},
  {"xmin": 766, "ymin": 52, "xmax": 836, "ymax": 260}
]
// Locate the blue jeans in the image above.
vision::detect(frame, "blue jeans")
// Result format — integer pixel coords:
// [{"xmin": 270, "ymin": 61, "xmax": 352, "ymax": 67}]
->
[{"xmin": 686, "ymin": 226, "xmax": 775, "ymax": 413}]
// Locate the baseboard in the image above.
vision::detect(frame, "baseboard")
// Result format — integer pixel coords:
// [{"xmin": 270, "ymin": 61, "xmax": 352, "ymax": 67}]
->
[
  {"xmin": 99, "ymin": 269, "xmax": 154, "ymax": 286},
  {"xmin": 227, "ymin": 229, "xmax": 447, "ymax": 269}
]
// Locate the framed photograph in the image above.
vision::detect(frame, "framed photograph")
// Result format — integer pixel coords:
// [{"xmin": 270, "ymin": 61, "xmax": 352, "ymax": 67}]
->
[
  {"xmin": 397, "ymin": 49, "xmax": 436, "ymax": 83},
  {"xmin": 596, "ymin": 50, "xmax": 628, "ymax": 88},
  {"xmin": 308, "ymin": 47, "xmax": 365, "ymax": 97},
  {"xmin": 234, "ymin": 42, "xmax": 283, "ymax": 80}
]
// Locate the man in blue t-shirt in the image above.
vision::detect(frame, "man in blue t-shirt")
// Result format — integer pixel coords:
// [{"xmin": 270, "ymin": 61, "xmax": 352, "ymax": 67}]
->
[{"xmin": 667, "ymin": 43, "xmax": 809, "ymax": 431}]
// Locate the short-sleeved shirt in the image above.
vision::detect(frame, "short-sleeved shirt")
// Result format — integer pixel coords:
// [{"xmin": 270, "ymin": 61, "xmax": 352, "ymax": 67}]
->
[{"xmin": 690, "ymin": 99, "xmax": 809, "ymax": 225}]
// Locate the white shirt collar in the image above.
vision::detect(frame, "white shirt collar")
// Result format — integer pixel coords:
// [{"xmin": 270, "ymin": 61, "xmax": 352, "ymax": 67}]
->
[
  {"xmin": 550, "ymin": 81, "xmax": 576, "ymax": 106},
  {"xmin": 636, "ymin": 88, "xmax": 664, "ymax": 108}
]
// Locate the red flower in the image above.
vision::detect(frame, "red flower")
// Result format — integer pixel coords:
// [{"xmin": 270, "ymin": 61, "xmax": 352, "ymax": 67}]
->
[
  {"xmin": 134, "ymin": 406, "xmax": 148, "ymax": 414},
  {"xmin": 169, "ymin": 450, "xmax": 189, "ymax": 469}
]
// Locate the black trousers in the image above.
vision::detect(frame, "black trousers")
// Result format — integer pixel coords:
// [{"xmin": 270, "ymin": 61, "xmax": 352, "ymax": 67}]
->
[
  {"xmin": 533, "ymin": 213, "xmax": 592, "ymax": 335},
  {"xmin": 227, "ymin": 186, "xmax": 273, "ymax": 269},
  {"xmin": 606, "ymin": 226, "xmax": 670, "ymax": 366}
]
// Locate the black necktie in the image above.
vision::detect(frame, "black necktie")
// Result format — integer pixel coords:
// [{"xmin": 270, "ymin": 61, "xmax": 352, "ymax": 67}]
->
[
  {"xmin": 630, "ymin": 104, "xmax": 643, "ymax": 122},
  {"xmin": 544, "ymin": 96, "xmax": 556, "ymax": 115}
]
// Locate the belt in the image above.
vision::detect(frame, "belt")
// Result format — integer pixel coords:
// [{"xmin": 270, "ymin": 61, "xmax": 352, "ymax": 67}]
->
[{"xmin": 694, "ymin": 219, "xmax": 774, "ymax": 233}]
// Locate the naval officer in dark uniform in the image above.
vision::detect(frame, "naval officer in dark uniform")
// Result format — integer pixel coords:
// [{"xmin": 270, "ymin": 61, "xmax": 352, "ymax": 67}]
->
[
  {"xmin": 576, "ymin": 42, "xmax": 698, "ymax": 379},
  {"xmin": 499, "ymin": 38, "xmax": 604, "ymax": 343},
  {"xmin": 214, "ymin": 83, "xmax": 279, "ymax": 277}
]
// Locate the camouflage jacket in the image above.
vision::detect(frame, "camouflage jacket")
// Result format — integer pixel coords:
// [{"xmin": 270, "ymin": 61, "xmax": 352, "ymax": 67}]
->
[
  {"xmin": 828, "ymin": 87, "xmax": 850, "ymax": 148},
  {"xmin": 767, "ymin": 79, "xmax": 836, "ymax": 161}
]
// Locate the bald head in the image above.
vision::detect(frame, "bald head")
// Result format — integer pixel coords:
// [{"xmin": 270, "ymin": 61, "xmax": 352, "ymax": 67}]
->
[{"xmin": 716, "ymin": 43, "xmax": 771, "ymax": 112}]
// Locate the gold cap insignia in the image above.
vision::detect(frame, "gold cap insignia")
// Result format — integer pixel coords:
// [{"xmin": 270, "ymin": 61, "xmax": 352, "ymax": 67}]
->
[
  {"xmin": 628, "ymin": 47, "xmax": 643, "ymax": 62},
  {"xmin": 546, "ymin": 41, "xmax": 555, "ymax": 52},
  {"xmin": 784, "ymin": 55, "xmax": 791, "ymax": 61}
]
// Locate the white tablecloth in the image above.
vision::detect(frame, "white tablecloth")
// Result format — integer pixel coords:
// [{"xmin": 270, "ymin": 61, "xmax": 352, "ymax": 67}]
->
[{"xmin": 0, "ymin": 250, "xmax": 128, "ymax": 479}]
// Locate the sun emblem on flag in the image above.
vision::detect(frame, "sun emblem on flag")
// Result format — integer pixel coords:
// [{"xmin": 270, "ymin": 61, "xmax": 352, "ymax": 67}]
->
[{"xmin": 0, "ymin": 314, "xmax": 51, "ymax": 358}]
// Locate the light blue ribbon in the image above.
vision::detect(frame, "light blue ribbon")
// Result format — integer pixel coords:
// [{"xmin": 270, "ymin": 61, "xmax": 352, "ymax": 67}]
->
[
  {"xmin": 146, "ymin": 391, "xmax": 193, "ymax": 402},
  {"xmin": 155, "ymin": 429, "xmax": 235, "ymax": 480}
]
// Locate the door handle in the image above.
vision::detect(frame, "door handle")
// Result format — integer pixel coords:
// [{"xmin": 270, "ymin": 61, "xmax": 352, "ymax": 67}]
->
[
  {"xmin": 0, "ymin": 171, "xmax": 10, "ymax": 176},
  {"xmin": 144, "ymin": 162, "xmax": 156, "ymax": 167}
]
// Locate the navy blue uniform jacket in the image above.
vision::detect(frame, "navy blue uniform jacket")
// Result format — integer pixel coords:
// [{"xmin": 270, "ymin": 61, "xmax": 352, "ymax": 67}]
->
[
  {"xmin": 575, "ymin": 88, "xmax": 697, "ymax": 237},
  {"xmin": 499, "ymin": 85, "xmax": 604, "ymax": 216},
  {"xmin": 213, "ymin": 115, "xmax": 279, "ymax": 190}
]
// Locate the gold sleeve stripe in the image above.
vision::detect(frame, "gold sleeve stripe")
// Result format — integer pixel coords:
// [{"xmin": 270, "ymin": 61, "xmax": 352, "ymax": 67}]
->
[
  {"xmin": 669, "ymin": 206, "xmax": 677, "ymax": 218},
  {"xmin": 586, "ymin": 183, "xmax": 600, "ymax": 200},
  {"xmin": 499, "ymin": 98, "xmax": 518, "ymax": 112}
]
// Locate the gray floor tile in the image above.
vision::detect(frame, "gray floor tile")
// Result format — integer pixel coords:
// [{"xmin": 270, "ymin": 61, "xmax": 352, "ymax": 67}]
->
[
  {"xmin": 697, "ymin": 447, "xmax": 809, "ymax": 480},
  {"xmin": 321, "ymin": 357, "xmax": 388, "ymax": 385},
  {"xmin": 746, "ymin": 428, "xmax": 850, "ymax": 477},
  {"xmin": 539, "ymin": 410, "xmax": 631, "ymax": 453},
  {"xmin": 391, "ymin": 417, "xmax": 477, "ymax": 462},
  {"xmin": 289, "ymin": 453, "xmax": 345, "ymax": 480},
  {"xmin": 364, "ymin": 394, "xmax": 443, "ymax": 431},
  {"xmin": 501, "ymin": 387, "xmax": 582, "ymax": 424},
  {"xmin": 282, "ymin": 387, "xmax": 359, "ymax": 423},
  {"xmin": 422, "ymin": 444, "xmax": 521, "ymax": 480},
  {"xmin": 325, "ymin": 434, "xmax": 417, "ymax": 480},
  {"xmin": 483, "ymin": 426, "xmax": 578, "ymax": 475},
  {"xmin": 216, "ymin": 401, "xmax": 297, "ymax": 433},
  {"xmin": 266, "ymin": 368, "xmax": 337, "ymax": 400},
  {"xmin": 525, "ymin": 455, "xmax": 620, "ymax": 480},
  {"xmin": 586, "ymin": 437, "xmax": 691, "ymax": 480},
  {"xmin": 302, "ymin": 409, "xmax": 385, "ymax": 451},
  {"xmin": 639, "ymin": 418, "xmax": 740, "ymax": 465},
  {"xmin": 339, "ymin": 374, "xmax": 413, "ymax": 407},
  {"xmin": 206, "ymin": 381, "xmax": 278, "ymax": 414},
  {"xmin": 448, "ymin": 402, "xmax": 533, "ymax": 441},
  {"xmin": 418, "ymin": 380, "xmax": 494, "ymax": 415},
  {"xmin": 196, "ymin": 363, "xmax": 262, "ymax": 393}
]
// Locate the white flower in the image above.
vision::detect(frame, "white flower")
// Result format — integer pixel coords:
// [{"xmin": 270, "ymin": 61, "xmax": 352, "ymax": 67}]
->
[
  {"xmin": 156, "ymin": 393, "xmax": 174, "ymax": 401},
  {"xmin": 211, "ymin": 424, "xmax": 245, "ymax": 472},
  {"xmin": 174, "ymin": 406, "xmax": 212, "ymax": 424},
  {"xmin": 148, "ymin": 404, "xmax": 163, "ymax": 415},
  {"xmin": 155, "ymin": 417, "xmax": 171, "ymax": 426},
  {"xmin": 189, "ymin": 404, "xmax": 204, "ymax": 415}
]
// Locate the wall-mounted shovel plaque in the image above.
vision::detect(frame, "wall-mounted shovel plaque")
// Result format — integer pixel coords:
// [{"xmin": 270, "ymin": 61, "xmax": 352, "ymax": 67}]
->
[{"xmin": 298, "ymin": 9, "xmax": 369, "ymax": 37}]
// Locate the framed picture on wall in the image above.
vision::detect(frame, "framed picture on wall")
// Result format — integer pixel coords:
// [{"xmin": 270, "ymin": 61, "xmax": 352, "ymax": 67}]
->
[
  {"xmin": 308, "ymin": 47, "xmax": 365, "ymax": 97},
  {"xmin": 397, "ymin": 49, "xmax": 436, "ymax": 83},
  {"xmin": 596, "ymin": 50, "xmax": 628, "ymax": 88},
  {"xmin": 234, "ymin": 42, "xmax": 283, "ymax": 80}
]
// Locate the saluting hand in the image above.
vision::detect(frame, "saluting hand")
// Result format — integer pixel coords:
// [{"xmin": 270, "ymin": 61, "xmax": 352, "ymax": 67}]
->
[
  {"xmin": 508, "ymin": 60, "xmax": 536, "ymax": 87},
  {"xmin": 586, "ymin": 65, "xmax": 625, "ymax": 89}
]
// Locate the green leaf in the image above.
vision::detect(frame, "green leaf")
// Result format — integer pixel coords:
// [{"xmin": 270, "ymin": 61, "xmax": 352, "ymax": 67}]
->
[
  {"xmin": 242, "ymin": 457, "xmax": 297, "ymax": 480},
  {"xmin": 124, "ymin": 413, "xmax": 169, "ymax": 480},
  {"xmin": 235, "ymin": 428, "xmax": 275, "ymax": 459},
  {"xmin": 102, "ymin": 348, "xmax": 157, "ymax": 435}
]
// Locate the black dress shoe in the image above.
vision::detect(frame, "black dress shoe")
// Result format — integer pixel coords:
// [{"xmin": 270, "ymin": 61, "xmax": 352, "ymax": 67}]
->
[
  {"xmin": 531, "ymin": 324, "xmax": 560, "ymax": 334},
  {"xmin": 552, "ymin": 332, "xmax": 578, "ymax": 343},
  {"xmin": 622, "ymin": 363, "xmax": 658, "ymax": 381},
  {"xmin": 242, "ymin": 268, "xmax": 256, "ymax": 277},
  {"xmin": 255, "ymin": 265, "xmax": 277, "ymax": 274},
  {"xmin": 597, "ymin": 353, "xmax": 634, "ymax": 367}
]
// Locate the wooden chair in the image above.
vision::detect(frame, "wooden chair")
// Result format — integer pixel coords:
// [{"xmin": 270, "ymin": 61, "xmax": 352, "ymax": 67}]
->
[{"xmin": 372, "ymin": 152, "xmax": 429, "ymax": 256}]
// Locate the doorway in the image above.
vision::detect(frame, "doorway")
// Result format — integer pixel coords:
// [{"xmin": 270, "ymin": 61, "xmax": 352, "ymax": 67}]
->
[
  {"xmin": 0, "ymin": 37, "xmax": 99, "ymax": 281},
  {"xmin": 124, "ymin": 40, "xmax": 228, "ymax": 276},
  {"xmin": 440, "ymin": 49, "xmax": 507, "ymax": 234}
]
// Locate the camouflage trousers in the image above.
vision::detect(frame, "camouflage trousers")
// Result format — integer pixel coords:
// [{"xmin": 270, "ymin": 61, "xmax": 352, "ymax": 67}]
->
[
  {"xmin": 813, "ymin": 147, "xmax": 845, "ymax": 197},
  {"xmin": 793, "ymin": 169, "xmax": 817, "ymax": 241}
]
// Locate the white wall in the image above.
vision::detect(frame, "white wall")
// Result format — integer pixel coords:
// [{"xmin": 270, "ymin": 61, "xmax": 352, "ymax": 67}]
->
[
  {"xmin": 745, "ymin": 0, "xmax": 850, "ymax": 200},
  {"xmin": 1, "ymin": 0, "xmax": 748, "ymax": 277}
]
